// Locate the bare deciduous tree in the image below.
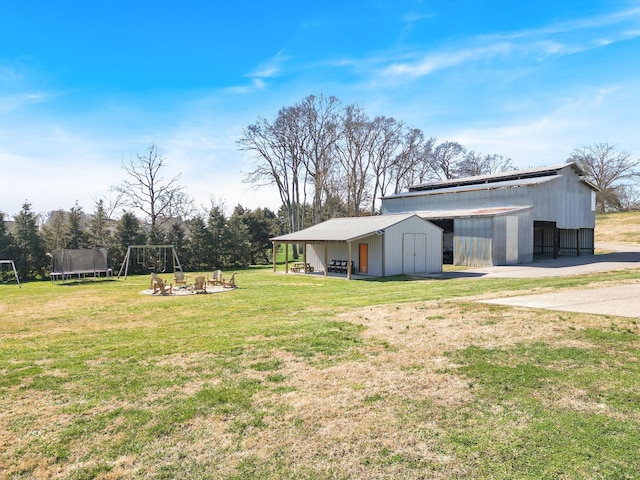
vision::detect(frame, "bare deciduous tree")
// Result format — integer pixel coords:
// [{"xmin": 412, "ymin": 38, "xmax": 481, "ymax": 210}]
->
[
  {"xmin": 115, "ymin": 144, "xmax": 192, "ymax": 228},
  {"xmin": 335, "ymin": 104, "xmax": 373, "ymax": 216},
  {"xmin": 568, "ymin": 143, "xmax": 640, "ymax": 213},
  {"xmin": 299, "ymin": 94, "xmax": 341, "ymax": 224},
  {"xmin": 430, "ymin": 141, "xmax": 466, "ymax": 181},
  {"xmin": 457, "ymin": 152, "xmax": 515, "ymax": 177},
  {"xmin": 392, "ymin": 130, "xmax": 436, "ymax": 192},
  {"xmin": 239, "ymin": 111, "xmax": 306, "ymax": 244},
  {"xmin": 368, "ymin": 116, "xmax": 403, "ymax": 214}
]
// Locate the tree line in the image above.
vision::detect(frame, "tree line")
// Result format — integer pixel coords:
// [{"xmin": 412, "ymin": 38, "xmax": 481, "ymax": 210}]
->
[{"xmin": 0, "ymin": 201, "xmax": 282, "ymax": 281}]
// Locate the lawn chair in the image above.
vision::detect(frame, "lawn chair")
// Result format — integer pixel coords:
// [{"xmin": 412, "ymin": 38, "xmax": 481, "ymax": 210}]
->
[
  {"xmin": 222, "ymin": 272, "xmax": 237, "ymax": 289},
  {"xmin": 150, "ymin": 272, "xmax": 159, "ymax": 289},
  {"xmin": 152, "ymin": 277, "xmax": 173, "ymax": 294},
  {"xmin": 208, "ymin": 269, "xmax": 222, "ymax": 286},
  {"xmin": 173, "ymin": 271, "xmax": 187, "ymax": 286},
  {"xmin": 192, "ymin": 275, "xmax": 207, "ymax": 293}
]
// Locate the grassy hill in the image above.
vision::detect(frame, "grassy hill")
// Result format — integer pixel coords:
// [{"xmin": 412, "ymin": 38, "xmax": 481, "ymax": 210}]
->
[{"xmin": 596, "ymin": 210, "xmax": 640, "ymax": 244}]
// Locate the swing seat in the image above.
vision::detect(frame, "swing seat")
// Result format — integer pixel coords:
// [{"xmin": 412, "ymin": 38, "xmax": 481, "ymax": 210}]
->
[{"xmin": 173, "ymin": 271, "xmax": 187, "ymax": 285}]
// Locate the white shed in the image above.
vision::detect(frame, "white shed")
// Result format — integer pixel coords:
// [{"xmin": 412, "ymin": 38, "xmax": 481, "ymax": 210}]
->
[{"xmin": 271, "ymin": 214, "xmax": 443, "ymax": 279}]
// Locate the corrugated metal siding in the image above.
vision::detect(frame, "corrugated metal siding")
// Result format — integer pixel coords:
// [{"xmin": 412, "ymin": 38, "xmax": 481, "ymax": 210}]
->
[
  {"xmin": 533, "ymin": 173, "xmax": 595, "ymax": 228},
  {"xmin": 491, "ymin": 213, "xmax": 534, "ymax": 265},
  {"xmin": 305, "ymin": 243, "xmax": 350, "ymax": 272},
  {"xmin": 492, "ymin": 216, "xmax": 507, "ymax": 265},
  {"xmin": 382, "ymin": 166, "xmax": 594, "ymax": 229},
  {"xmin": 383, "ymin": 181, "xmax": 535, "ymax": 214},
  {"xmin": 307, "ymin": 237, "xmax": 384, "ymax": 275},
  {"xmin": 454, "ymin": 218, "xmax": 493, "ymax": 266},
  {"xmin": 518, "ymin": 211, "xmax": 534, "ymax": 263},
  {"xmin": 356, "ymin": 235, "xmax": 383, "ymax": 276},
  {"xmin": 305, "ymin": 246, "xmax": 324, "ymax": 271},
  {"xmin": 505, "ymin": 216, "xmax": 519, "ymax": 263}
]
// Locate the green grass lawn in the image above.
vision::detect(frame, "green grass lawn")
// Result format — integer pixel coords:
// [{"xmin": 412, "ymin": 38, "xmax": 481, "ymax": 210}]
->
[{"xmin": 1, "ymin": 267, "xmax": 640, "ymax": 479}]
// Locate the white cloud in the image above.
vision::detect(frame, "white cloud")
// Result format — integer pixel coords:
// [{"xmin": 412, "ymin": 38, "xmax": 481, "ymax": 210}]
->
[
  {"xmin": 448, "ymin": 84, "xmax": 638, "ymax": 167},
  {"xmin": 382, "ymin": 42, "xmax": 513, "ymax": 78},
  {"xmin": 248, "ymin": 50, "xmax": 289, "ymax": 80},
  {"xmin": 371, "ymin": 6, "xmax": 640, "ymax": 82},
  {"xmin": 0, "ymin": 91, "xmax": 55, "ymax": 114},
  {"xmin": 0, "ymin": 65, "xmax": 22, "ymax": 82}
]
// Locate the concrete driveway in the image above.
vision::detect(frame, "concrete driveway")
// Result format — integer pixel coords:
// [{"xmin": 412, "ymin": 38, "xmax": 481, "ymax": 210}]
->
[
  {"xmin": 457, "ymin": 243, "xmax": 640, "ymax": 279},
  {"xmin": 466, "ymin": 244, "xmax": 640, "ymax": 319},
  {"xmin": 480, "ymin": 284, "xmax": 640, "ymax": 319}
]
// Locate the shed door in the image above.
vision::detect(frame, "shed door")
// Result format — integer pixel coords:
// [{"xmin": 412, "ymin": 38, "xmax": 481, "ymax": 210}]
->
[
  {"xmin": 359, "ymin": 243, "xmax": 368, "ymax": 273},
  {"xmin": 403, "ymin": 234, "xmax": 426, "ymax": 274}
]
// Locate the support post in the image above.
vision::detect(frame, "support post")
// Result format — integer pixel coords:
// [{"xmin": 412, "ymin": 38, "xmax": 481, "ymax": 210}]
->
[
  {"xmin": 324, "ymin": 242, "xmax": 328, "ymax": 277},
  {"xmin": 0, "ymin": 260, "xmax": 21, "ymax": 288},
  {"xmin": 285, "ymin": 243, "xmax": 289, "ymax": 273},
  {"xmin": 272, "ymin": 242, "xmax": 277, "ymax": 272},
  {"xmin": 303, "ymin": 243, "xmax": 307, "ymax": 273}
]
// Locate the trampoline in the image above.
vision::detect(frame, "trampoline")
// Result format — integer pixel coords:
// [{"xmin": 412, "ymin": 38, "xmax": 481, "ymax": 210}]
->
[{"xmin": 49, "ymin": 248, "xmax": 112, "ymax": 283}]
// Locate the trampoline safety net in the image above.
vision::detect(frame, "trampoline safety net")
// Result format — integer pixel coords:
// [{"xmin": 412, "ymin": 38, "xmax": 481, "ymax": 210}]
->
[{"xmin": 50, "ymin": 248, "xmax": 111, "ymax": 280}]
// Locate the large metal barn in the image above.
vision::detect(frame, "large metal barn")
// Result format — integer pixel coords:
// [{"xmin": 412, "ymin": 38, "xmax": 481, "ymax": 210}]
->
[{"xmin": 381, "ymin": 163, "xmax": 598, "ymax": 267}]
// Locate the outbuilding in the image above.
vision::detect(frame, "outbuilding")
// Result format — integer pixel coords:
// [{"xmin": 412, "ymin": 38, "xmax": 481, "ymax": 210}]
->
[
  {"xmin": 271, "ymin": 214, "xmax": 442, "ymax": 279},
  {"xmin": 381, "ymin": 163, "xmax": 598, "ymax": 267}
]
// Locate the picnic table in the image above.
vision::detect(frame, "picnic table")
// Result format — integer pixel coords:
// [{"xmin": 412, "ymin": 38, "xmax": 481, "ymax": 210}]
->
[{"xmin": 291, "ymin": 262, "xmax": 314, "ymax": 273}]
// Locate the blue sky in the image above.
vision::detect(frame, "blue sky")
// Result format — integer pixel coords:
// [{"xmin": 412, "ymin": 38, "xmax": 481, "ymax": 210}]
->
[{"xmin": 2, "ymin": 0, "xmax": 639, "ymax": 218}]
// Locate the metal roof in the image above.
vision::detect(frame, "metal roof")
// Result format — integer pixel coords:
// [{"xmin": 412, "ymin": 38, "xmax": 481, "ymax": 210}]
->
[
  {"xmin": 412, "ymin": 206, "xmax": 532, "ymax": 219},
  {"xmin": 407, "ymin": 162, "xmax": 583, "ymax": 192},
  {"xmin": 271, "ymin": 214, "xmax": 423, "ymax": 243},
  {"xmin": 383, "ymin": 175, "xmax": 560, "ymax": 200}
]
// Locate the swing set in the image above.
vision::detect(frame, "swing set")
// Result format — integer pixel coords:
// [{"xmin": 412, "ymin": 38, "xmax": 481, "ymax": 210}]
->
[
  {"xmin": 0, "ymin": 260, "xmax": 21, "ymax": 288},
  {"xmin": 117, "ymin": 245, "xmax": 183, "ymax": 279}
]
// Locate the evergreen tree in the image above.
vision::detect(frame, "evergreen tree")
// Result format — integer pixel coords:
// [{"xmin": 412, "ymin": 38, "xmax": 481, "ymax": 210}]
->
[
  {"xmin": 12, "ymin": 202, "xmax": 47, "ymax": 279},
  {"xmin": 67, "ymin": 202, "xmax": 86, "ymax": 249},
  {"xmin": 166, "ymin": 222, "xmax": 187, "ymax": 267},
  {"xmin": 0, "ymin": 211, "xmax": 17, "ymax": 260},
  {"xmin": 113, "ymin": 212, "xmax": 145, "ymax": 273},
  {"xmin": 41, "ymin": 210, "xmax": 69, "ymax": 252},
  {"xmin": 147, "ymin": 224, "xmax": 166, "ymax": 245},
  {"xmin": 207, "ymin": 205, "xmax": 227, "ymax": 269},
  {"xmin": 244, "ymin": 207, "xmax": 277, "ymax": 264},
  {"xmin": 86, "ymin": 199, "xmax": 113, "ymax": 248},
  {"xmin": 224, "ymin": 205, "xmax": 252, "ymax": 268},
  {"xmin": 185, "ymin": 216, "xmax": 212, "ymax": 270}
]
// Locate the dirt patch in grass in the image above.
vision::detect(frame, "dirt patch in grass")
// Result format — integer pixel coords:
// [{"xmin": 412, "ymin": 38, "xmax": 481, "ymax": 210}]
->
[{"xmin": 220, "ymin": 299, "xmax": 627, "ymax": 478}]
